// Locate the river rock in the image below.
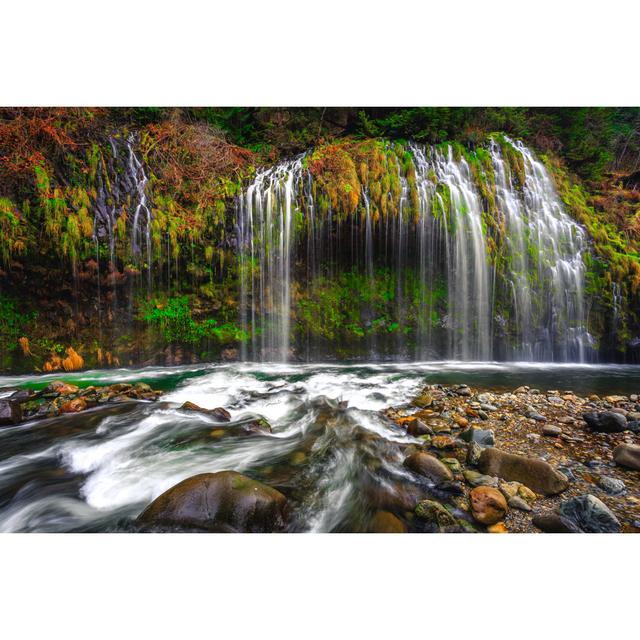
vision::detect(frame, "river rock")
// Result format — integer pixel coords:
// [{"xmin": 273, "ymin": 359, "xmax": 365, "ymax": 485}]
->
[
  {"xmin": 478, "ymin": 448, "xmax": 568, "ymax": 495},
  {"xmin": 508, "ymin": 495, "xmax": 532, "ymax": 512},
  {"xmin": 180, "ymin": 401, "xmax": 231, "ymax": 422},
  {"xmin": 137, "ymin": 471, "xmax": 288, "ymax": 532},
  {"xmin": 524, "ymin": 406, "xmax": 546, "ymax": 421},
  {"xmin": 406, "ymin": 418, "xmax": 433, "ymax": 436},
  {"xmin": 0, "ymin": 399, "xmax": 23, "ymax": 425},
  {"xmin": 532, "ymin": 512, "xmax": 581, "ymax": 533},
  {"xmin": 542, "ymin": 425, "xmax": 562, "ymax": 437},
  {"xmin": 431, "ymin": 435, "xmax": 456, "ymax": 450},
  {"xmin": 613, "ymin": 443, "xmax": 640, "ymax": 471},
  {"xmin": 415, "ymin": 500, "xmax": 457, "ymax": 528},
  {"xmin": 467, "ymin": 441, "xmax": 483, "ymax": 465},
  {"xmin": 460, "ymin": 427, "xmax": 495, "ymax": 446},
  {"xmin": 470, "ymin": 486, "xmax": 508, "ymax": 525},
  {"xmin": 463, "ymin": 469, "xmax": 499, "ymax": 488},
  {"xmin": 597, "ymin": 476, "xmax": 626, "ymax": 495},
  {"xmin": 582, "ymin": 411, "xmax": 627, "ymax": 433},
  {"xmin": 404, "ymin": 452, "xmax": 453, "ymax": 482},
  {"xmin": 368, "ymin": 511, "xmax": 407, "ymax": 533},
  {"xmin": 558, "ymin": 494, "xmax": 621, "ymax": 533}
]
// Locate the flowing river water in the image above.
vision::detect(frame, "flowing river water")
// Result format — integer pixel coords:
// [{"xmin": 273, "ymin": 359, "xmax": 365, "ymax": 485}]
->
[{"xmin": 1, "ymin": 362, "xmax": 639, "ymax": 533}]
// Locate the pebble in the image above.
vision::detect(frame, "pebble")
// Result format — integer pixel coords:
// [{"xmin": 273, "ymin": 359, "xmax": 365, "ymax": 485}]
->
[
  {"xmin": 542, "ymin": 425, "xmax": 562, "ymax": 437},
  {"xmin": 508, "ymin": 495, "xmax": 532, "ymax": 512}
]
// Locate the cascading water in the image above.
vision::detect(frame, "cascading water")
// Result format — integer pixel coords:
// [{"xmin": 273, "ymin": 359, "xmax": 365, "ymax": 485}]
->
[
  {"xmin": 238, "ymin": 136, "xmax": 593, "ymax": 362},
  {"xmin": 238, "ymin": 159, "xmax": 303, "ymax": 362}
]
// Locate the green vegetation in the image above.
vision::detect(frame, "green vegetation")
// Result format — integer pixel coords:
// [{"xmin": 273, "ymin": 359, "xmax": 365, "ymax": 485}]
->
[{"xmin": 140, "ymin": 295, "xmax": 248, "ymax": 345}]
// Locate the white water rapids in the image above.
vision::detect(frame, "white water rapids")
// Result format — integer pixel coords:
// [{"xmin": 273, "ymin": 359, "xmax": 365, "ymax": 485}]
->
[{"xmin": 1, "ymin": 362, "xmax": 639, "ymax": 532}]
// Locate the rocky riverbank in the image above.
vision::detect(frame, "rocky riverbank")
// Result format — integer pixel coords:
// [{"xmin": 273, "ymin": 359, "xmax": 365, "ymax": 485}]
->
[
  {"xmin": 385, "ymin": 383, "xmax": 640, "ymax": 532},
  {"xmin": 0, "ymin": 380, "xmax": 164, "ymax": 425}
]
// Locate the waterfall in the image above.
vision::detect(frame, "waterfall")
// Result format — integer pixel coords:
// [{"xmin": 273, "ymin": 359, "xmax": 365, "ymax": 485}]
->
[
  {"xmin": 238, "ymin": 158, "xmax": 303, "ymax": 361},
  {"xmin": 238, "ymin": 137, "xmax": 592, "ymax": 363}
]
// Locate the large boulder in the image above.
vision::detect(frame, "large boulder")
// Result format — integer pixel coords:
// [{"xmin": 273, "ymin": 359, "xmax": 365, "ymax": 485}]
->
[
  {"xmin": 137, "ymin": 471, "xmax": 287, "ymax": 532},
  {"xmin": 368, "ymin": 511, "xmax": 407, "ymax": 533},
  {"xmin": 613, "ymin": 443, "xmax": 640, "ymax": 471},
  {"xmin": 582, "ymin": 411, "xmax": 627, "ymax": 433},
  {"xmin": 0, "ymin": 399, "xmax": 23, "ymax": 425},
  {"xmin": 478, "ymin": 448, "xmax": 568, "ymax": 496},
  {"xmin": 469, "ymin": 486, "xmax": 508, "ymax": 525},
  {"xmin": 558, "ymin": 495, "xmax": 621, "ymax": 533},
  {"xmin": 403, "ymin": 452, "xmax": 453, "ymax": 483}
]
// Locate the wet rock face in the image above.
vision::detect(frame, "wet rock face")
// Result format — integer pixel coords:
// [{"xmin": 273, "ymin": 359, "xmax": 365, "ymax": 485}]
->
[
  {"xmin": 558, "ymin": 495, "xmax": 621, "ymax": 533},
  {"xmin": 0, "ymin": 399, "xmax": 23, "ymax": 425},
  {"xmin": 478, "ymin": 448, "xmax": 569, "ymax": 496},
  {"xmin": 403, "ymin": 452, "xmax": 453, "ymax": 483},
  {"xmin": 137, "ymin": 471, "xmax": 288, "ymax": 532},
  {"xmin": 613, "ymin": 443, "xmax": 640, "ymax": 471},
  {"xmin": 582, "ymin": 411, "xmax": 628, "ymax": 433}
]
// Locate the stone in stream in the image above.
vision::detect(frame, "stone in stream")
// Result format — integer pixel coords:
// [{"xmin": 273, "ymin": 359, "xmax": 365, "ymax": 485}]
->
[
  {"xmin": 460, "ymin": 427, "xmax": 495, "ymax": 447},
  {"xmin": 180, "ymin": 401, "xmax": 232, "ymax": 422},
  {"xmin": 508, "ymin": 495, "xmax": 532, "ymax": 512},
  {"xmin": 368, "ymin": 511, "xmax": 407, "ymax": 533},
  {"xmin": 524, "ymin": 406, "xmax": 546, "ymax": 422},
  {"xmin": 0, "ymin": 399, "xmax": 23, "ymax": 425},
  {"xmin": 478, "ymin": 448, "xmax": 569, "ymax": 496},
  {"xmin": 415, "ymin": 500, "xmax": 458, "ymax": 528},
  {"xmin": 582, "ymin": 411, "xmax": 627, "ymax": 433},
  {"xmin": 466, "ymin": 441, "xmax": 483, "ymax": 465},
  {"xmin": 532, "ymin": 512, "xmax": 581, "ymax": 533},
  {"xmin": 404, "ymin": 452, "xmax": 453, "ymax": 483},
  {"xmin": 406, "ymin": 418, "xmax": 434, "ymax": 437},
  {"xmin": 463, "ymin": 469, "xmax": 499, "ymax": 488},
  {"xmin": 469, "ymin": 486, "xmax": 508, "ymax": 525},
  {"xmin": 137, "ymin": 471, "xmax": 288, "ymax": 532},
  {"xmin": 596, "ymin": 476, "xmax": 626, "ymax": 495},
  {"xmin": 558, "ymin": 494, "xmax": 621, "ymax": 533},
  {"xmin": 542, "ymin": 425, "xmax": 562, "ymax": 437},
  {"xmin": 612, "ymin": 443, "xmax": 640, "ymax": 471}
]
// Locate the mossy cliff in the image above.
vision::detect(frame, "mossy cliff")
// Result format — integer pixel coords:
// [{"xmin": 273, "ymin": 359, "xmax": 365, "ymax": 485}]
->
[{"xmin": 0, "ymin": 108, "xmax": 639, "ymax": 371}]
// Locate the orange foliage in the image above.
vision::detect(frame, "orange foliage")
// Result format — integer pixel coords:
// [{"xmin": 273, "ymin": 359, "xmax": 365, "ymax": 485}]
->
[{"xmin": 61, "ymin": 347, "xmax": 84, "ymax": 372}]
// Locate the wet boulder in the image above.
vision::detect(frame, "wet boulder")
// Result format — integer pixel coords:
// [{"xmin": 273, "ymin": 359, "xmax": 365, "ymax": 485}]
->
[
  {"xmin": 613, "ymin": 443, "xmax": 640, "ymax": 471},
  {"xmin": 582, "ymin": 411, "xmax": 627, "ymax": 433},
  {"xmin": 469, "ymin": 486, "xmax": 508, "ymax": 525},
  {"xmin": 0, "ymin": 399, "xmax": 23, "ymax": 425},
  {"xmin": 180, "ymin": 401, "xmax": 232, "ymax": 422},
  {"xmin": 368, "ymin": 511, "xmax": 407, "ymax": 533},
  {"xmin": 406, "ymin": 418, "xmax": 433, "ymax": 437},
  {"xmin": 558, "ymin": 494, "xmax": 621, "ymax": 533},
  {"xmin": 137, "ymin": 471, "xmax": 288, "ymax": 532},
  {"xmin": 478, "ymin": 448, "xmax": 568, "ymax": 496},
  {"xmin": 403, "ymin": 452, "xmax": 453, "ymax": 483},
  {"xmin": 415, "ymin": 500, "xmax": 457, "ymax": 528}
]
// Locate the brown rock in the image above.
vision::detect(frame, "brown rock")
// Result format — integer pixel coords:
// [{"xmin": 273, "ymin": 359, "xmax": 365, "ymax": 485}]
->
[
  {"xmin": 137, "ymin": 471, "xmax": 287, "ymax": 532},
  {"xmin": 404, "ymin": 452, "xmax": 453, "ymax": 483},
  {"xmin": 368, "ymin": 511, "xmax": 407, "ymax": 533},
  {"xmin": 478, "ymin": 448, "xmax": 569, "ymax": 496},
  {"xmin": 431, "ymin": 435, "xmax": 456, "ymax": 450},
  {"xmin": 60, "ymin": 397, "xmax": 87, "ymax": 413},
  {"xmin": 613, "ymin": 443, "xmax": 640, "ymax": 471},
  {"xmin": 470, "ymin": 486, "xmax": 508, "ymax": 525}
]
